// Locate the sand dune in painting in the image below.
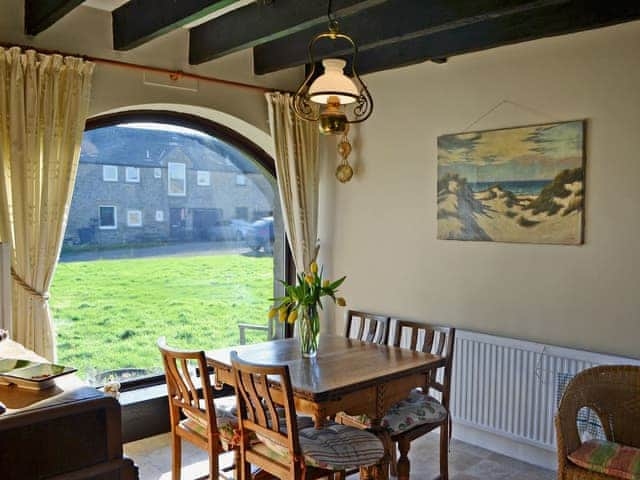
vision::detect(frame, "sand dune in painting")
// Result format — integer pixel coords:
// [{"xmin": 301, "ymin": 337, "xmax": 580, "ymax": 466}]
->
[{"xmin": 437, "ymin": 121, "xmax": 584, "ymax": 244}]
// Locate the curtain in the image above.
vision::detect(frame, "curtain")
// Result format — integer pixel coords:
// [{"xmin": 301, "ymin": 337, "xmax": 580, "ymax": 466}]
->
[
  {"xmin": 265, "ymin": 92, "xmax": 320, "ymax": 272},
  {"xmin": 0, "ymin": 47, "xmax": 94, "ymax": 360}
]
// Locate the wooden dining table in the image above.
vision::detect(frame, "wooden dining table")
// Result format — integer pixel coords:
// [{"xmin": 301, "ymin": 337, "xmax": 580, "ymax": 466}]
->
[{"xmin": 206, "ymin": 334, "xmax": 445, "ymax": 479}]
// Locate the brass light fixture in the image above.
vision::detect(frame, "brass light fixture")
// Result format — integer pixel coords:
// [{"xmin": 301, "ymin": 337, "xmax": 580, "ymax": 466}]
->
[
  {"xmin": 292, "ymin": 0, "xmax": 373, "ymax": 135},
  {"xmin": 335, "ymin": 127, "xmax": 354, "ymax": 183}
]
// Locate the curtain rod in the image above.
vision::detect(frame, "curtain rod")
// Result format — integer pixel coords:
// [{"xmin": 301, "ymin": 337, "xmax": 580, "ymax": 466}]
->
[{"xmin": 0, "ymin": 42, "xmax": 290, "ymax": 94}]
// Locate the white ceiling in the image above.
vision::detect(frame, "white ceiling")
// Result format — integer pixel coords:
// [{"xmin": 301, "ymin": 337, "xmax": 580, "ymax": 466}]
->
[
  {"xmin": 82, "ymin": 0, "xmax": 255, "ymax": 29},
  {"xmin": 83, "ymin": 0, "xmax": 128, "ymax": 11}
]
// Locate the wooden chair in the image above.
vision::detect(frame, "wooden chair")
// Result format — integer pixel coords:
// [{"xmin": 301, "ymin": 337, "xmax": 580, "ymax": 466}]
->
[
  {"xmin": 556, "ymin": 365, "xmax": 640, "ymax": 480},
  {"xmin": 344, "ymin": 310, "xmax": 390, "ymax": 345},
  {"xmin": 158, "ymin": 338, "xmax": 239, "ymax": 480},
  {"xmin": 230, "ymin": 351, "xmax": 385, "ymax": 480},
  {"xmin": 389, "ymin": 320, "xmax": 456, "ymax": 480}
]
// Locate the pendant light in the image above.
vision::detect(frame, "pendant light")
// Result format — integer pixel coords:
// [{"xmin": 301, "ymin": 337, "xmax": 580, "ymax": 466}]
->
[{"xmin": 292, "ymin": 0, "xmax": 373, "ymax": 135}]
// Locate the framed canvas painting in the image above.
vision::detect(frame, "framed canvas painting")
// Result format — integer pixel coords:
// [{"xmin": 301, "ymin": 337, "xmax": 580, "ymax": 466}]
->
[{"xmin": 437, "ymin": 120, "xmax": 585, "ymax": 245}]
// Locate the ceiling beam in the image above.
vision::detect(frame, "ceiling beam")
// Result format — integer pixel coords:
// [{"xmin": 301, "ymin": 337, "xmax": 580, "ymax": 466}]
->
[
  {"xmin": 113, "ymin": 0, "xmax": 243, "ymax": 51},
  {"xmin": 189, "ymin": 0, "xmax": 386, "ymax": 65},
  {"xmin": 24, "ymin": 0, "xmax": 84, "ymax": 35},
  {"xmin": 253, "ymin": 0, "xmax": 569, "ymax": 75},
  {"xmin": 351, "ymin": 0, "xmax": 640, "ymax": 76}
]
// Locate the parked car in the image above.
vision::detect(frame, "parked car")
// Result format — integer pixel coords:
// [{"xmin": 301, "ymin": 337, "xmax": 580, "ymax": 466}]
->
[
  {"xmin": 207, "ymin": 220, "xmax": 236, "ymax": 241},
  {"xmin": 230, "ymin": 219, "xmax": 252, "ymax": 240},
  {"xmin": 246, "ymin": 216, "xmax": 274, "ymax": 253}
]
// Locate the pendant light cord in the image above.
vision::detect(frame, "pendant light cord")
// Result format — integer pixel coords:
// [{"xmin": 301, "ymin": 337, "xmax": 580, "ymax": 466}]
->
[{"xmin": 327, "ymin": 0, "xmax": 339, "ymax": 32}]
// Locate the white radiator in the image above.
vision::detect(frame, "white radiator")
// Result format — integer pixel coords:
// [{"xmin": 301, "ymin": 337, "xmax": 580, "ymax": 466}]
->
[{"xmin": 449, "ymin": 330, "xmax": 640, "ymax": 464}]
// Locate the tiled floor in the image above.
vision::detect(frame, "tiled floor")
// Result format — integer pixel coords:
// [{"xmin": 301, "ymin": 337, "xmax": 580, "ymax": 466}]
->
[{"xmin": 124, "ymin": 430, "xmax": 556, "ymax": 479}]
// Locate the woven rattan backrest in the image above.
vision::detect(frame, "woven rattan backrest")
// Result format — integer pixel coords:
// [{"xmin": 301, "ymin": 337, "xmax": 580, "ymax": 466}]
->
[
  {"xmin": 345, "ymin": 310, "xmax": 390, "ymax": 345},
  {"xmin": 230, "ymin": 351, "xmax": 300, "ymax": 458},
  {"xmin": 557, "ymin": 365, "xmax": 640, "ymax": 454},
  {"xmin": 158, "ymin": 337, "xmax": 215, "ymax": 430},
  {"xmin": 392, "ymin": 319, "xmax": 456, "ymax": 407}
]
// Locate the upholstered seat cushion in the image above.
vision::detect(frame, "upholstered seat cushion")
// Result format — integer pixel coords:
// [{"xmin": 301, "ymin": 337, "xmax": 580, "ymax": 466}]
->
[
  {"xmin": 568, "ymin": 440, "xmax": 640, "ymax": 480},
  {"xmin": 255, "ymin": 422, "xmax": 384, "ymax": 471},
  {"xmin": 336, "ymin": 389, "xmax": 448, "ymax": 434},
  {"xmin": 181, "ymin": 395, "xmax": 239, "ymax": 448}
]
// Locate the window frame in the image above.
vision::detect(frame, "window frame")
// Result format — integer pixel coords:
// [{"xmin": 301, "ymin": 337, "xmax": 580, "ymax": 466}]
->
[
  {"xmin": 167, "ymin": 162, "xmax": 187, "ymax": 196},
  {"xmin": 196, "ymin": 170, "xmax": 211, "ymax": 186},
  {"xmin": 102, "ymin": 165, "xmax": 118, "ymax": 182},
  {"xmin": 83, "ymin": 110, "xmax": 290, "ymax": 395},
  {"xmin": 153, "ymin": 168, "xmax": 162, "ymax": 179},
  {"xmin": 127, "ymin": 209, "xmax": 143, "ymax": 227},
  {"xmin": 125, "ymin": 166, "xmax": 141, "ymax": 183},
  {"xmin": 98, "ymin": 205, "xmax": 117, "ymax": 230}
]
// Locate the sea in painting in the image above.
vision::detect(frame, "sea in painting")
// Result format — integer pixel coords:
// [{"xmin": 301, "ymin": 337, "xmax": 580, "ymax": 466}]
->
[{"xmin": 437, "ymin": 121, "xmax": 585, "ymax": 244}]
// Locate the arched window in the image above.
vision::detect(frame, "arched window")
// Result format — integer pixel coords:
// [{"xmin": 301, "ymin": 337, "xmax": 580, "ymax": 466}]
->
[{"xmin": 51, "ymin": 111, "xmax": 284, "ymax": 386}]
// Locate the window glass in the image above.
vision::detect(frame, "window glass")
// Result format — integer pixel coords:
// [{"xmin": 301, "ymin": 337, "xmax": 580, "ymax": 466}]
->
[
  {"xmin": 168, "ymin": 162, "xmax": 186, "ymax": 196},
  {"xmin": 99, "ymin": 206, "xmax": 117, "ymax": 229},
  {"xmin": 197, "ymin": 170, "xmax": 211, "ymax": 186},
  {"xmin": 52, "ymin": 120, "xmax": 283, "ymax": 386},
  {"xmin": 127, "ymin": 209, "xmax": 142, "ymax": 227},
  {"xmin": 154, "ymin": 168, "xmax": 162, "ymax": 179},
  {"xmin": 126, "ymin": 167, "xmax": 140, "ymax": 183},
  {"xmin": 103, "ymin": 165, "xmax": 118, "ymax": 182}
]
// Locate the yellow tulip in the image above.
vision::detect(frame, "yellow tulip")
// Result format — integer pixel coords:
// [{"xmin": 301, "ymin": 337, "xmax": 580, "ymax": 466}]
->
[
  {"xmin": 336, "ymin": 297, "xmax": 347, "ymax": 307},
  {"xmin": 287, "ymin": 310, "xmax": 298, "ymax": 324},
  {"xmin": 268, "ymin": 308, "xmax": 277, "ymax": 319},
  {"xmin": 323, "ymin": 280, "xmax": 330, "ymax": 288},
  {"xmin": 310, "ymin": 262, "xmax": 318, "ymax": 274},
  {"xmin": 279, "ymin": 307, "xmax": 288, "ymax": 322},
  {"xmin": 305, "ymin": 274, "xmax": 314, "ymax": 285}
]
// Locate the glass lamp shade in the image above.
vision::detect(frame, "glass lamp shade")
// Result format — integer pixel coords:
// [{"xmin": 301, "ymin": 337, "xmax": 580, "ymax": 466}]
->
[{"xmin": 308, "ymin": 59, "xmax": 359, "ymax": 105}]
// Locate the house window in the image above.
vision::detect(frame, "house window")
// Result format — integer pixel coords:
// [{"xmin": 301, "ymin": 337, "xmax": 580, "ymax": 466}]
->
[
  {"xmin": 154, "ymin": 168, "xmax": 162, "ymax": 178},
  {"xmin": 235, "ymin": 207, "xmax": 249, "ymax": 220},
  {"xmin": 99, "ymin": 206, "xmax": 117, "ymax": 229},
  {"xmin": 126, "ymin": 166, "xmax": 140, "ymax": 183},
  {"xmin": 168, "ymin": 162, "xmax": 186, "ymax": 196},
  {"xmin": 103, "ymin": 165, "xmax": 118, "ymax": 182},
  {"xmin": 53, "ymin": 116, "xmax": 283, "ymax": 390},
  {"xmin": 236, "ymin": 174, "xmax": 247, "ymax": 186},
  {"xmin": 127, "ymin": 209, "xmax": 143, "ymax": 227},
  {"xmin": 197, "ymin": 170, "xmax": 211, "ymax": 186}
]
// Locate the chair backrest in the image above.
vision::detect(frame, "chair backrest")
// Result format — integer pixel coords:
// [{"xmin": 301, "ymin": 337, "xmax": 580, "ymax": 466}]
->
[
  {"xmin": 392, "ymin": 319, "xmax": 456, "ymax": 408},
  {"xmin": 230, "ymin": 351, "xmax": 300, "ymax": 463},
  {"xmin": 344, "ymin": 310, "xmax": 390, "ymax": 345},
  {"xmin": 557, "ymin": 365, "xmax": 640, "ymax": 455},
  {"xmin": 158, "ymin": 337, "xmax": 216, "ymax": 433}
]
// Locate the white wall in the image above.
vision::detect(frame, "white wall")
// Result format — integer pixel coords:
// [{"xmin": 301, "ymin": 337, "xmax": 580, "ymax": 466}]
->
[{"xmin": 323, "ymin": 21, "xmax": 640, "ymax": 359}]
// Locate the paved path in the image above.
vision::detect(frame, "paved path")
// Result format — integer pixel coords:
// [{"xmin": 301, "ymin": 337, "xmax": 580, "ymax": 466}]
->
[{"xmin": 59, "ymin": 241, "xmax": 269, "ymax": 263}]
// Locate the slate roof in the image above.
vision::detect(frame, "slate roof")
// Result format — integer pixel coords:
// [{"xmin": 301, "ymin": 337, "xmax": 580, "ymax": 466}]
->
[{"xmin": 80, "ymin": 124, "xmax": 261, "ymax": 174}]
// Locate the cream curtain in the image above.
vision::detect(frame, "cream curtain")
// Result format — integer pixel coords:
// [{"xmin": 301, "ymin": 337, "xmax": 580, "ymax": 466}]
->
[
  {"xmin": 266, "ymin": 92, "xmax": 320, "ymax": 272},
  {"xmin": 0, "ymin": 47, "xmax": 94, "ymax": 360}
]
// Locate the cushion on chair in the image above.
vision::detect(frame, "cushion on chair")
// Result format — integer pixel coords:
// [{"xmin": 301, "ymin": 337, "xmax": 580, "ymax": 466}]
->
[
  {"xmin": 181, "ymin": 395, "xmax": 239, "ymax": 448},
  {"xmin": 568, "ymin": 440, "xmax": 640, "ymax": 480},
  {"xmin": 255, "ymin": 422, "xmax": 384, "ymax": 471},
  {"xmin": 336, "ymin": 388, "xmax": 448, "ymax": 434}
]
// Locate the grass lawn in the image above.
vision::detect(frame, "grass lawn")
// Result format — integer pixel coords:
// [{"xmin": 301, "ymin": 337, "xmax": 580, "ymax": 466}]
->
[{"xmin": 50, "ymin": 254, "xmax": 273, "ymax": 381}]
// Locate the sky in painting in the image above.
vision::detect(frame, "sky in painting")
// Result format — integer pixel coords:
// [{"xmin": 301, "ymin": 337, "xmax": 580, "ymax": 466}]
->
[{"xmin": 437, "ymin": 121, "xmax": 584, "ymax": 182}]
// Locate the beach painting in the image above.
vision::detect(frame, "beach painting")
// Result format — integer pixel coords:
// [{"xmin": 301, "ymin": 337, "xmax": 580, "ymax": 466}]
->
[{"xmin": 437, "ymin": 120, "xmax": 585, "ymax": 244}]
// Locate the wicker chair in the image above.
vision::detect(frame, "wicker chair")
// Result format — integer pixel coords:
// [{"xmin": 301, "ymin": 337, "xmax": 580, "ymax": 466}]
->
[{"xmin": 556, "ymin": 365, "xmax": 640, "ymax": 480}]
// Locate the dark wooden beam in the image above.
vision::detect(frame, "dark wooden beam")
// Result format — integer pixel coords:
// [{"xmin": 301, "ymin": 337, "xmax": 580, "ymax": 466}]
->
[
  {"xmin": 253, "ymin": 0, "xmax": 568, "ymax": 75},
  {"xmin": 113, "ymin": 0, "xmax": 242, "ymax": 51},
  {"xmin": 24, "ymin": 0, "xmax": 84, "ymax": 35},
  {"xmin": 189, "ymin": 0, "xmax": 385, "ymax": 65},
  {"xmin": 352, "ymin": 0, "xmax": 640, "ymax": 75}
]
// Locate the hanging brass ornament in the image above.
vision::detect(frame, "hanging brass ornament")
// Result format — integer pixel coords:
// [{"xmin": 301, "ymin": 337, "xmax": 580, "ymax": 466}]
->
[{"xmin": 335, "ymin": 131, "xmax": 354, "ymax": 183}]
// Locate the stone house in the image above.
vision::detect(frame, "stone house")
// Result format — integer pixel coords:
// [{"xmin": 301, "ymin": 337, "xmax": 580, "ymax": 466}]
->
[{"xmin": 65, "ymin": 125, "xmax": 275, "ymax": 246}]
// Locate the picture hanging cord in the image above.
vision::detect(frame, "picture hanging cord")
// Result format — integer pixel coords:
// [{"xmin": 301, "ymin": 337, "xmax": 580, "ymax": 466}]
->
[{"xmin": 462, "ymin": 99, "xmax": 559, "ymax": 132}]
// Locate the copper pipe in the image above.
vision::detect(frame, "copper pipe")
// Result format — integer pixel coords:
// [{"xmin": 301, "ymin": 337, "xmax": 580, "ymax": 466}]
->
[{"xmin": 0, "ymin": 42, "xmax": 286, "ymax": 94}]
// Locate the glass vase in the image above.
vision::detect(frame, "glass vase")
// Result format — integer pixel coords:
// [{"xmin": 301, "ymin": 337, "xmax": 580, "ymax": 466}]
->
[{"xmin": 299, "ymin": 307, "xmax": 320, "ymax": 358}]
